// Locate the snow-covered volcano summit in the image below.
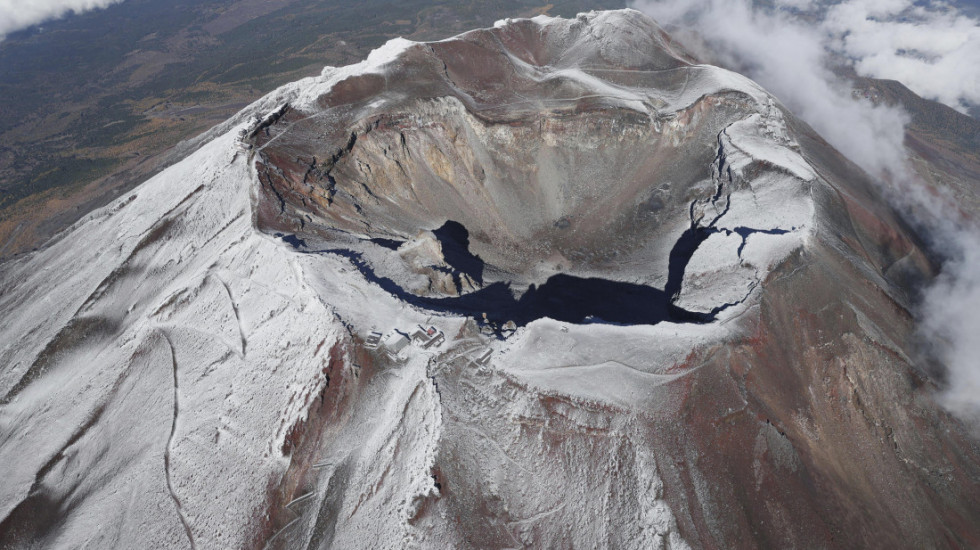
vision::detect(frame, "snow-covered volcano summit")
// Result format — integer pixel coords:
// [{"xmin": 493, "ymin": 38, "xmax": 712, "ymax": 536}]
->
[{"xmin": 1, "ymin": 10, "xmax": 978, "ymax": 550}]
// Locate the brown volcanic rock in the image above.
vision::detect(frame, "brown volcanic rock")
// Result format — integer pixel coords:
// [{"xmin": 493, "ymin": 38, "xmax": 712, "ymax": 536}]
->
[
  {"xmin": 243, "ymin": 9, "xmax": 980, "ymax": 549},
  {"xmin": 640, "ymin": 107, "xmax": 980, "ymax": 548},
  {"xmin": 249, "ymin": 12, "xmax": 729, "ymax": 283},
  {"xmin": 656, "ymin": 247, "xmax": 979, "ymax": 548},
  {"xmin": 851, "ymin": 76, "xmax": 980, "ymax": 219}
]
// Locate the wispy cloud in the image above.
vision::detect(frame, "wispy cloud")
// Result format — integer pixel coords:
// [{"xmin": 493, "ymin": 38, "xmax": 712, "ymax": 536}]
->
[
  {"xmin": 629, "ymin": 0, "xmax": 980, "ymax": 422},
  {"xmin": 630, "ymin": 0, "xmax": 911, "ymax": 188},
  {"xmin": 822, "ymin": 0, "xmax": 980, "ymax": 114},
  {"xmin": 0, "ymin": 0, "xmax": 126, "ymax": 40},
  {"xmin": 919, "ymin": 226, "xmax": 980, "ymax": 424}
]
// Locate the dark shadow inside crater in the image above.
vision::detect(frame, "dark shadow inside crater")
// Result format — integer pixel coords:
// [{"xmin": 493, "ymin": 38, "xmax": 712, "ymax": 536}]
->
[
  {"xmin": 665, "ymin": 223, "xmax": 790, "ymax": 307},
  {"xmin": 369, "ymin": 237, "xmax": 404, "ymax": 250},
  {"xmin": 281, "ymin": 233, "xmax": 308, "ymax": 249},
  {"xmin": 432, "ymin": 220, "xmax": 485, "ymax": 286},
  {"xmin": 665, "ymin": 226, "xmax": 712, "ymax": 303},
  {"xmin": 313, "ymin": 247, "xmax": 709, "ymax": 328},
  {"xmin": 516, "ymin": 274, "xmax": 710, "ymax": 325},
  {"xmin": 280, "ymin": 216, "xmax": 715, "ymax": 330}
]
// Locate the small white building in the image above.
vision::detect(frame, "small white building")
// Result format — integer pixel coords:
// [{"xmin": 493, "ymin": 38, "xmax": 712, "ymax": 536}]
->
[
  {"xmin": 474, "ymin": 349, "xmax": 492, "ymax": 367},
  {"xmin": 423, "ymin": 332, "xmax": 445, "ymax": 349},
  {"xmin": 410, "ymin": 325, "xmax": 445, "ymax": 349},
  {"xmin": 384, "ymin": 332, "xmax": 411, "ymax": 356},
  {"xmin": 365, "ymin": 331, "xmax": 383, "ymax": 349}
]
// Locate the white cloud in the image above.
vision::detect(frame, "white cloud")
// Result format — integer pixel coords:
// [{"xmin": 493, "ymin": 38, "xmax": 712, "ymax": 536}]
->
[
  {"xmin": 630, "ymin": 0, "xmax": 911, "ymax": 178},
  {"xmin": 920, "ymin": 228, "xmax": 980, "ymax": 424},
  {"xmin": 823, "ymin": 0, "xmax": 980, "ymax": 113},
  {"xmin": 0, "ymin": 0, "xmax": 126, "ymax": 40},
  {"xmin": 630, "ymin": 0, "xmax": 980, "ymax": 422}
]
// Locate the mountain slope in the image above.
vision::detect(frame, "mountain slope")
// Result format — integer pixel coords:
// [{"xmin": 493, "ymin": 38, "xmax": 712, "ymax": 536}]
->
[{"xmin": 0, "ymin": 9, "xmax": 977, "ymax": 549}]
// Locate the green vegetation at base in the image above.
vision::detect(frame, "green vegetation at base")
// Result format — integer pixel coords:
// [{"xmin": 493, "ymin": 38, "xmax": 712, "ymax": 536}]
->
[
  {"xmin": 1, "ymin": 156, "xmax": 119, "ymax": 211},
  {"xmin": 0, "ymin": 0, "xmax": 622, "ymax": 257}
]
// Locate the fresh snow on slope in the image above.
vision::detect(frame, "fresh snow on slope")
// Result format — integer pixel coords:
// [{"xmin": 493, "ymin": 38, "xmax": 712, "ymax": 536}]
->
[{"xmin": 0, "ymin": 127, "xmax": 350, "ymax": 548}]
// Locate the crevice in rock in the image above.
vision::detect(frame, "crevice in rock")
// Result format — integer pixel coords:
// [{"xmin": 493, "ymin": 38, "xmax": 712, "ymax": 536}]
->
[
  {"xmin": 259, "ymin": 169, "xmax": 288, "ymax": 214},
  {"xmin": 666, "ymin": 140, "xmax": 732, "ymax": 305},
  {"xmin": 665, "ymin": 125, "xmax": 796, "ymax": 314},
  {"xmin": 160, "ymin": 331, "xmax": 196, "ymax": 550},
  {"xmin": 212, "ymin": 274, "xmax": 246, "ymax": 358},
  {"xmin": 732, "ymin": 226, "xmax": 792, "ymax": 258},
  {"xmin": 707, "ymin": 280, "xmax": 761, "ymax": 316}
]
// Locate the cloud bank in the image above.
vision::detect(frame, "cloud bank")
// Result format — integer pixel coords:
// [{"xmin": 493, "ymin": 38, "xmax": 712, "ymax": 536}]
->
[
  {"xmin": 0, "ymin": 0, "xmax": 126, "ymax": 40},
  {"xmin": 822, "ymin": 0, "xmax": 980, "ymax": 114},
  {"xmin": 630, "ymin": 0, "xmax": 980, "ymax": 422},
  {"xmin": 920, "ymin": 227, "xmax": 980, "ymax": 424},
  {"xmin": 631, "ymin": 0, "xmax": 911, "ymax": 187}
]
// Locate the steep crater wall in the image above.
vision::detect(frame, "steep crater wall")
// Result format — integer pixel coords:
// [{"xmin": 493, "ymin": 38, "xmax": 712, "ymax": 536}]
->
[
  {"xmin": 254, "ymin": 95, "xmax": 753, "ymax": 278},
  {"xmin": 247, "ymin": 13, "xmax": 816, "ymax": 329}
]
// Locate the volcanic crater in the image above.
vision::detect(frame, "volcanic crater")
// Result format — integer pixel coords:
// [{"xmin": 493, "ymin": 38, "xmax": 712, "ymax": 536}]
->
[{"xmin": 248, "ymin": 13, "xmax": 800, "ymax": 328}]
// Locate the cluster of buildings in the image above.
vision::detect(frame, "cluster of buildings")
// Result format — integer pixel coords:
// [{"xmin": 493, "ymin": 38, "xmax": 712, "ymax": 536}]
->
[
  {"xmin": 364, "ymin": 321, "xmax": 500, "ymax": 369},
  {"xmin": 364, "ymin": 324, "xmax": 447, "ymax": 359}
]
